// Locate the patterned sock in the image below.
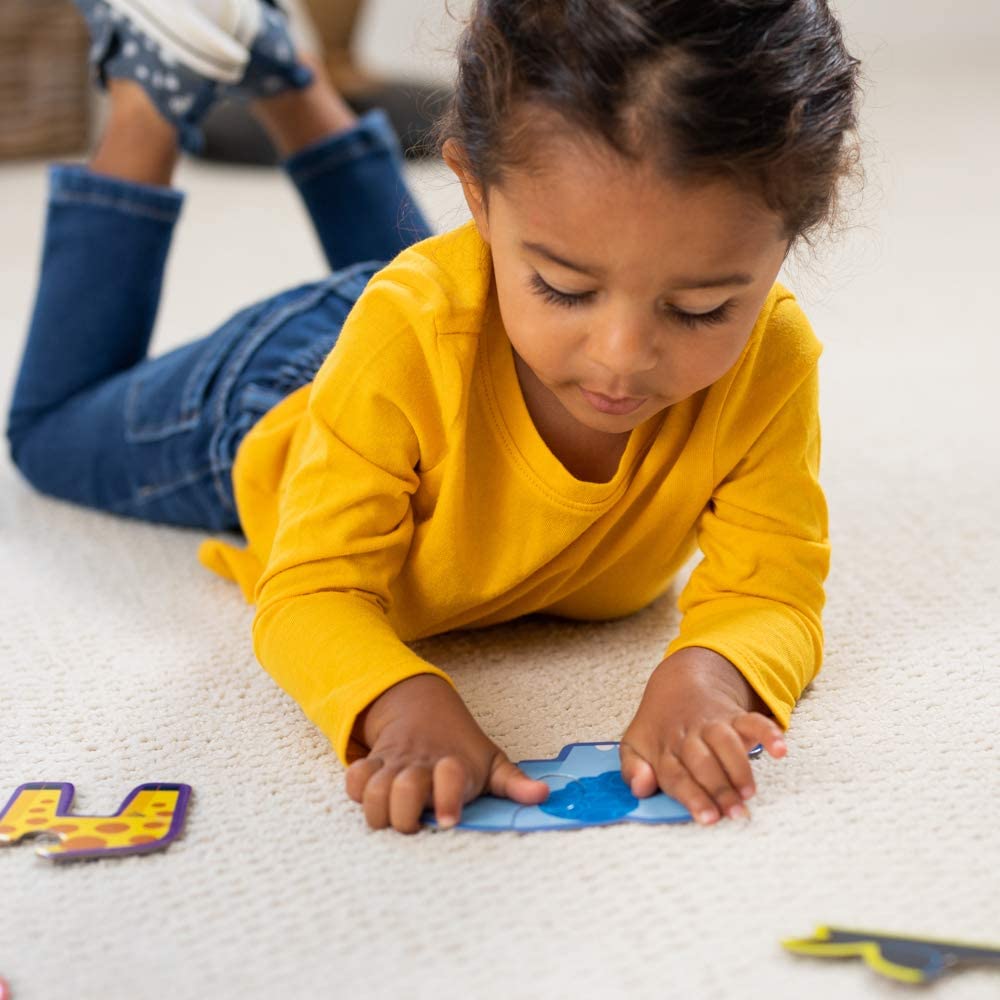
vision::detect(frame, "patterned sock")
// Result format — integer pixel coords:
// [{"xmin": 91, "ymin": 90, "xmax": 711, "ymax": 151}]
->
[
  {"xmin": 223, "ymin": 1, "xmax": 313, "ymax": 101},
  {"xmin": 75, "ymin": 0, "xmax": 238, "ymax": 153}
]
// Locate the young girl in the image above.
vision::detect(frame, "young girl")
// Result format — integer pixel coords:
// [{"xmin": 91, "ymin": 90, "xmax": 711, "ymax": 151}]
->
[{"xmin": 7, "ymin": 0, "xmax": 860, "ymax": 834}]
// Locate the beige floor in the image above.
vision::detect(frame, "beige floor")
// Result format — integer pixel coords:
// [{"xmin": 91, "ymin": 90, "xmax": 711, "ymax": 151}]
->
[{"xmin": 1, "ymin": 5, "xmax": 998, "ymax": 1000}]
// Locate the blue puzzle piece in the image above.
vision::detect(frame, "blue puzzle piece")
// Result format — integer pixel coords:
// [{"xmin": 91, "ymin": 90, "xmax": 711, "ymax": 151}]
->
[{"xmin": 422, "ymin": 741, "xmax": 763, "ymax": 832}]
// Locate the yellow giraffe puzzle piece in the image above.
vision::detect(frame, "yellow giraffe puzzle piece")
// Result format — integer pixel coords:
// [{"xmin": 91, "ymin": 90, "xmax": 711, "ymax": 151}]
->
[{"xmin": 0, "ymin": 782, "xmax": 191, "ymax": 862}]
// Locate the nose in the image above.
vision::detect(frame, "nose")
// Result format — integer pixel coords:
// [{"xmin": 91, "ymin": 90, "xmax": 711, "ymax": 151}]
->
[{"xmin": 585, "ymin": 316, "xmax": 659, "ymax": 382}]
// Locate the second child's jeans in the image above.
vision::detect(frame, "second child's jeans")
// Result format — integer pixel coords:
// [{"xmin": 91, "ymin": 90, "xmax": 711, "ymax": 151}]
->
[{"xmin": 5, "ymin": 109, "xmax": 432, "ymax": 533}]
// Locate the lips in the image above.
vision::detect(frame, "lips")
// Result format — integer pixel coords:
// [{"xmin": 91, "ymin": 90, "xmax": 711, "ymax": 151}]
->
[{"xmin": 579, "ymin": 387, "xmax": 648, "ymax": 415}]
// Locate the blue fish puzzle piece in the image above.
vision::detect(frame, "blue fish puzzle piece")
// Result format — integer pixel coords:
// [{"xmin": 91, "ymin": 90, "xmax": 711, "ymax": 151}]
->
[{"xmin": 422, "ymin": 741, "xmax": 763, "ymax": 832}]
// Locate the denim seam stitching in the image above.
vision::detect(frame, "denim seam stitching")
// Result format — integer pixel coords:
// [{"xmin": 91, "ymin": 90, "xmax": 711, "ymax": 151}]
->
[
  {"xmin": 290, "ymin": 141, "xmax": 392, "ymax": 185},
  {"xmin": 124, "ymin": 356, "xmax": 211, "ymax": 441},
  {"xmin": 124, "ymin": 308, "xmax": 266, "ymax": 442},
  {"xmin": 110, "ymin": 464, "xmax": 215, "ymax": 512},
  {"xmin": 209, "ymin": 282, "xmax": 334, "ymax": 426},
  {"xmin": 320, "ymin": 260, "xmax": 382, "ymax": 296},
  {"xmin": 270, "ymin": 341, "xmax": 331, "ymax": 393},
  {"xmin": 206, "ymin": 282, "xmax": 335, "ymax": 512},
  {"xmin": 52, "ymin": 190, "xmax": 180, "ymax": 224},
  {"xmin": 124, "ymin": 375, "xmax": 201, "ymax": 441}
]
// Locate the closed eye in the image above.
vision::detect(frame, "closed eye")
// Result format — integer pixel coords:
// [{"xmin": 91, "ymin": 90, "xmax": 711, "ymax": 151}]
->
[
  {"xmin": 530, "ymin": 271, "xmax": 734, "ymax": 328},
  {"xmin": 529, "ymin": 272, "xmax": 594, "ymax": 308},
  {"xmin": 666, "ymin": 301, "xmax": 734, "ymax": 329}
]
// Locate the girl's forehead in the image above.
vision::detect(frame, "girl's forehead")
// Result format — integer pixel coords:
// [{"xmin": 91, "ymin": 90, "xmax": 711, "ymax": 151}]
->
[{"xmin": 492, "ymin": 139, "xmax": 785, "ymax": 269}]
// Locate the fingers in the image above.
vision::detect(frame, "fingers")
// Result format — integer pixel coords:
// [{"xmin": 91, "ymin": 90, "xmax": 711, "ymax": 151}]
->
[
  {"xmin": 345, "ymin": 755, "xmax": 383, "ymax": 803},
  {"xmin": 703, "ymin": 722, "xmax": 756, "ymax": 802},
  {"xmin": 432, "ymin": 756, "xmax": 470, "ymax": 829},
  {"xmin": 388, "ymin": 765, "xmax": 433, "ymax": 834},
  {"xmin": 345, "ymin": 756, "xmax": 437, "ymax": 835},
  {"xmin": 677, "ymin": 733, "xmax": 750, "ymax": 822},
  {"xmin": 734, "ymin": 713, "xmax": 787, "ymax": 758},
  {"xmin": 628, "ymin": 714, "xmax": 787, "ymax": 826},
  {"xmin": 487, "ymin": 755, "xmax": 550, "ymax": 805},
  {"xmin": 343, "ymin": 754, "xmax": 481, "ymax": 834},
  {"xmin": 357, "ymin": 759, "xmax": 402, "ymax": 831},
  {"xmin": 622, "ymin": 730, "xmax": 745, "ymax": 823},
  {"xmin": 343, "ymin": 715, "xmax": 788, "ymax": 833},
  {"xmin": 619, "ymin": 741, "xmax": 658, "ymax": 798}
]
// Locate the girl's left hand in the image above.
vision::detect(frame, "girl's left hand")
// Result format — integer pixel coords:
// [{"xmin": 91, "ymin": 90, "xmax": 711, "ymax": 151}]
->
[{"xmin": 618, "ymin": 647, "xmax": 787, "ymax": 825}]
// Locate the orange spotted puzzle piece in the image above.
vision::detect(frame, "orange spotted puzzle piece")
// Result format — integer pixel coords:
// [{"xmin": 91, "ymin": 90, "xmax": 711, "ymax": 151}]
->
[{"xmin": 0, "ymin": 782, "xmax": 191, "ymax": 862}]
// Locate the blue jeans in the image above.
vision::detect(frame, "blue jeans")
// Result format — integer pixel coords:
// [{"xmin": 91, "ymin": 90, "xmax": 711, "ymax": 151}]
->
[{"xmin": 5, "ymin": 109, "xmax": 432, "ymax": 533}]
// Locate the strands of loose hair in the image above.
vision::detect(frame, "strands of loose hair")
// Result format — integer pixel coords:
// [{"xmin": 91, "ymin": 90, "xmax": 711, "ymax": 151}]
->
[{"xmin": 435, "ymin": 0, "xmax": 863, "ymax": 245}]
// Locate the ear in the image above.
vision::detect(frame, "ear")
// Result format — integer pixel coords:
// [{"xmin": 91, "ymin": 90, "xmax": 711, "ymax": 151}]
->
[{"xmin": 442, "ymin": 139, "xmax": 491, "ymax": 244}]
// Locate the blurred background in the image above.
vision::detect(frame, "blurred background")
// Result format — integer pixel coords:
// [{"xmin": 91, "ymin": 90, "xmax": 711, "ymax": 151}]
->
[{"xmin": 2, "ymin": 0, "xmax": 996, "ymax": 161}]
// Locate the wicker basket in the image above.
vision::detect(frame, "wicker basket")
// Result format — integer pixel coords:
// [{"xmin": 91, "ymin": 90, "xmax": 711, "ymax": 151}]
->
[{"xmin": 0, "ymin": 0, "xmax": 91, "ymax": 160}]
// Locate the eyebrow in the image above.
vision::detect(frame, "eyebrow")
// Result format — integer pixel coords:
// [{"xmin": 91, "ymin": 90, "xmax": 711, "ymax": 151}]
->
[
  {"xmin": 522, "ymin": 240, "xmax": 755, "ymax": 290},
  {"xmin": 523, "ymin": 241, "xmax": 604, "ymax": 277}
]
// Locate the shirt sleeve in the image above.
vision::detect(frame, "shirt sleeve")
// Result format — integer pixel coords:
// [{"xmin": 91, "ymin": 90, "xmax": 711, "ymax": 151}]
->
[
  {"xmin": 664, "ymin": 356, "xmax": 830, "ymax": 729},
  {"xmin": 250, "ymin": 279, "xmax": 456, "ymax": 765}
]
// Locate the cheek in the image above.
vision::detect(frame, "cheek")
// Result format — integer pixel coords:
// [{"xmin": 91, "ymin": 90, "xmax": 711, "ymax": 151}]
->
[
  {"xmin": 524, "ymin": 306, "xmax": 581, "ymax": 370},
  {"xmin": 497, "ymin": 274, "xmax": 576, "ymax": 362},
  {"xmin": 712, "ymin": 335, "xmax": 752, "ymax": 381},
  {"xmin": 669, "ymin": 330, "xmax": 750, "ymax": 388},
  {"xmin": 493, "ymin": 263, "xmax": 535, "ymax": 337}
]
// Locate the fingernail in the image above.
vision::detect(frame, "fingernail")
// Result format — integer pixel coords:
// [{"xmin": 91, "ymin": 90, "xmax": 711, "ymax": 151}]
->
[
  {"xmin": 728, "ymin": 804, "xmax": 750, "ymax": 821},
  {"xmin": 740, "ymin": 785, "xmax": 755, "ymax": 800},
  {"xmin": 698, "ymin": 809, "xmax": 718, "ymax": 825},
  {"xmin": 437, "ymin": 815, "xmax": 457, "ymax": 829}
]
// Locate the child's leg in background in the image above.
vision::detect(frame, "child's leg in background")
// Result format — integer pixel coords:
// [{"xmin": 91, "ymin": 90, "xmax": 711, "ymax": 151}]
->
[
  {"xmin": 6, "ymin": 64, "xmax": 432, "ymax": 532},
  {"xmin": 254, "ymin": 56, "xmax": 433, "ymax": 270},
  {"xmin": 3, "ymin": 81, "xmax": 216, "ymax": 521}
]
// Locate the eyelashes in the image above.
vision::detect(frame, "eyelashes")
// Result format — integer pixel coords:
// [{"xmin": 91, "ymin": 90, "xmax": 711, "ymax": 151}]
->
[
  {"xmin": 668, "ymin": 301, "xmax": 733, "ymax": 329},
  {"xmin": 528, "ymin": 272, "xmax": 733, "ymax": 329},
  {"xmin": 529, "ymin": 271, "xmax": 593, "ymax": 309}
]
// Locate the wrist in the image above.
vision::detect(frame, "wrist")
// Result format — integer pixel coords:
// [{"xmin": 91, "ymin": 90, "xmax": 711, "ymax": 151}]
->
[
  {"xmin": 654, "ymin": 647, "xmax": 767, "ymax": 715},
  {"xmin": 356, "ymin": 673, "xmax": 458, "ymax": 748}
]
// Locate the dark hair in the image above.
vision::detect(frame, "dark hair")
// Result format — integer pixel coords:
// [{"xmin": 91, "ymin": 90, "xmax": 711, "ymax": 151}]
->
[{"xmin": 436, "ymin": 0, "xmax": 863, "ymax": 243}]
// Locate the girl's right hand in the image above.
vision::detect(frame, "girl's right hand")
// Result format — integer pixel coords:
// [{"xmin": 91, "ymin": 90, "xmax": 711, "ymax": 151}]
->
[{"xmin": 345, "ymin": 674, "xmax": 550, "ymax": 834}]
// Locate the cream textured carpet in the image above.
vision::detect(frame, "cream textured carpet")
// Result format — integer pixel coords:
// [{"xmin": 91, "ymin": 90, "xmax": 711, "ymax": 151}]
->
[{"xmin": 1, "ymin": 20, "xmax": 997, "ymax": 1000}]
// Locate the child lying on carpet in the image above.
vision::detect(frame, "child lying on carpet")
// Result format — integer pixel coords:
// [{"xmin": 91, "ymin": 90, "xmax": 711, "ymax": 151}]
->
[{"xmin": 7, "ymin": 0, "xmax": 861, "ymax": 833}]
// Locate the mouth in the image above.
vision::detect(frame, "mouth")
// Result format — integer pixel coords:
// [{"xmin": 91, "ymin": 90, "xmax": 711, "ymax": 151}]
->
[{"xmin": 579, "ymin": 387, "xmax": 649, "ymax": 416}]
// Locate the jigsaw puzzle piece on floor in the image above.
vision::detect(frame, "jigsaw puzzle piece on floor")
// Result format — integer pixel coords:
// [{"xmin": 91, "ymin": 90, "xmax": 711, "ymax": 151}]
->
[
  {"xmin": 0, "ymin": 782, "xmax": 191, "ymax": 862},
  {"xmin": 423, "ymin": 741, "xmax": 762, "ymax": 832},
  {"xmin": 783, "ymin": 926, "xmax": 1000, "ymax": 984}
]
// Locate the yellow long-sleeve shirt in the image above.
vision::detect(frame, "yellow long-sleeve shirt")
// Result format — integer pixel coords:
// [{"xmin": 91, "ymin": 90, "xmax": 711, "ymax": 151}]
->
[{"xmin": 198, "ymin": 221, "xmax": 829, "ymax": 764}]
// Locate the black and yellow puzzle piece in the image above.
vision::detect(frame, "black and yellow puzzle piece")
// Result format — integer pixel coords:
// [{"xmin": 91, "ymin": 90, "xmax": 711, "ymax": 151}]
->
[{"xmin": 782, "ymin": 925, "xmax": 1000, "ymax": 984}]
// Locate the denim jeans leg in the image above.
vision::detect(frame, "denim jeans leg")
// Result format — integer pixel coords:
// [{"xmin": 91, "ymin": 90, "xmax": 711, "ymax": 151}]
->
[
  {"xmin": 4, "ymin": 165, "xmax": 243, "ymax": 530},
  {"xmin": 285, "ymin": 108, "xmax": 434, "ymax": 272},
  {"xmin": 6, "ymin": 114, "xmax": 437, "ymax": 532},
  {"xmin": 7, "ymin": 165, "xmax": 182, "ymax": 444}
]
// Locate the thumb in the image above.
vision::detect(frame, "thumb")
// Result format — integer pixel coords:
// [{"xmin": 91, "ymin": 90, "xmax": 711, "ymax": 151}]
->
[
  {"xmin": 619, "ymin": 741, "xmax": 658, "ymax": 798},
  {"xmin": 487, "ymin": 754, "xmax": 550, "ymax": 805}
]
